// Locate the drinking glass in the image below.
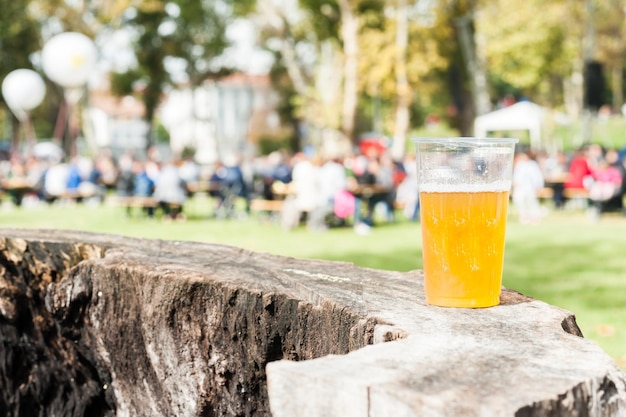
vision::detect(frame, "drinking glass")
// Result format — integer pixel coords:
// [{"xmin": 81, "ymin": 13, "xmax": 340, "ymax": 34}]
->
[{"xmin": 414, "ymin": 137, "xmax": 518, "ymax": 308}]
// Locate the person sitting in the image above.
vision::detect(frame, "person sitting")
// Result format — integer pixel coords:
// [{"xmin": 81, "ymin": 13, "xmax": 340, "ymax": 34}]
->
[
  {"xmin": 352, "ymin": 152, "xmax": 395, "ymax": 231},
  {"xmin": 564, "ymin": 145, "xmax": 593, "ymax": 192},
  {"xmin": 588, "ymin": 148, "xmax": 624, "ymax": 216},
  {"xmin": 309, "ymin": 156, "xmax": 348, "ymax": 230},
  {"xmin": 132, "ymin": 160, "xmax": 155, "ymax": 217},
  {"xmin": 210, "ymin": 156, "xmax": 249, "ymax": 219},
  {"xmin": 115, "ymin": 153, "xmax": 135, "ymax": 198},
  {"xmin": 42, "ymin": 160, "xmax": 70, "ymax": 204},
  {"xmin": 153, "ymin": 159, "xmax": 187, "ymax": 220},
  {"xmin": 280, "ymin": 153, "xmax": 321, "ymax": 230},
  {"xmin": 512, "ymin": 150, "xmax": 545, "ymax": 224}
]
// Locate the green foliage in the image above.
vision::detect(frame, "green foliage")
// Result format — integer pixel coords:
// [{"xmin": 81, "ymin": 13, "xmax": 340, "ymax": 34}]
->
[
  {"xmin": 153, "ymin": 122, "xmax": 170, "ymax": 145},
  {"xmin": 265, "ymin": 64, "xmax": 302, "ymax": 151},
  {"xmin": 549, "ymin": 116, "xmax": 626, "ymax": 152},
  {"xmin": 358, "ymin": 1, "xmax": 449, "ymax": 127},
  {"xmin": 232, "ymin": 0, "xmax": 256, "ymax": 16},
  {"xmin": 9, "ymin": 0, "xmax": 626, "ymax": 158},
  {"xmin": 110, "ymin": 70, "xmax": 142, "ymax": 97},
  {"xmin": 0, "ymin": 0, "xmax": 42, "ymax": 89},
  {"xmin": 181, "ymin": 145, "xmax": 195, "ymax": 159},
  {"xmin": 488, "ymin": 74, "xmax": 523, "ymax": 102},
  {"xmin": 298, "ymin": 0, "xmax": 341, "ymax": 41},
  {"xmin": 480, "ymin": 0, "xmax": 578, "ymax": 106},
  {"xmin": 112, "ymin": 0, "xmax": 242, "ymax": 152},
  {"xmin": 256, "ymin": 135, "xmax": 293, "ymax": 155},
  {"xmin": 168, "ymin": 0, "xmax": 232, "ymax": 85},
  {"xmin": 0, "ymin": 0, "xmax": 45, "ymax": 143},
  {"xmin": 593, "ymin": 0, "xmax": 626, "ymax": 68},
  {"xmin": 125, "ymin": 2, "xmax": 171, "ymax": 130}
]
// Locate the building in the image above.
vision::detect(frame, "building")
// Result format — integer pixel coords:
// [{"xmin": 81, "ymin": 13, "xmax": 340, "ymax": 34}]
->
[{"xmin": 88, "ymin": 73, "xmax": 281, "ymax": 164}]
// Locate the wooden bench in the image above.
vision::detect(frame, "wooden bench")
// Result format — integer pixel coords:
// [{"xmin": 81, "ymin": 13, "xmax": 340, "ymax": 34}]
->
[
  {"xmin": 393, "ymin": 200, "xmax": 407, "ymax": 210},
  {"xmin": 109, "ymin": 196, "xmax": 159, "ymax": 208},
  {"xmin": 250, "ymin": 199, "xmax": 285, "ymax": 223},
  {"xmin": 43, "ymin": 186, "xmax": 101, "ymax": 205},
  {"xmin": 108, "ymin": 196, "xmax": 182, "ymax": 218},
  {"xmin": 536, "ymin": 187, "xmax": 589, "ymax": 203},
  {"xmin": 563, "ymin": 188, "xmax": 589, "ymax": 199},
  {"xmin": 536, "ymin": 187, "xmax": 554, "ymax": 199},
  {"xmin": 250, "ymin": 199, "xmax": 284, "ymax": 213}
]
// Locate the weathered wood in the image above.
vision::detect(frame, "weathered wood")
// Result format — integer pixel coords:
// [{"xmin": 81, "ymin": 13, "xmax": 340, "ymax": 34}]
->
[{"xmin": 0, "ymin": 228, "xmax": 624, "ymax": 417}]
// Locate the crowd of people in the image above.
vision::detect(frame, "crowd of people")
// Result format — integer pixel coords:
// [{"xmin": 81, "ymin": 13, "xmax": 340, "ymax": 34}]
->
[
  {"xmin": 3, "ymin": 141, "xmax": 626, "ymax": 229},
  {"xmin": 0, "ymin": 144, "xmax": 419, "ymax": 233},
  {"xmin": 512, "ymin": 143, "xmax": 626, "ymax": 223},
  {"xmin": 202, "ymin": 146, "xmax": 419, "ymax": 234}
]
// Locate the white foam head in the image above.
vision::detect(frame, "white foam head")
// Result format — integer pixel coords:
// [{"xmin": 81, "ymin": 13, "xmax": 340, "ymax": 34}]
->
[{"xmin": 420, "ymin": 181, "xmax": 512, "ymax": 193}]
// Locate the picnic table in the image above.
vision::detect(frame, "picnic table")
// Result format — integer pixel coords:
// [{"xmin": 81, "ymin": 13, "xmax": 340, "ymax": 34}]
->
[{"xmin": 1, "ymin": 177, "xmax": 36, "ymax": 205}]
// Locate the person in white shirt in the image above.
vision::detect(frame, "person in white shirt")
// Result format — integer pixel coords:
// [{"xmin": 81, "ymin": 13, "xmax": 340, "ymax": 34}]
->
[
  {"xmin": 43, "ymin": 161, "xmax": 69, "ymax": 202},
  {"xmin": 512, "ymin": 150, "xmax": 545, "ymax": 224},
  {"xmin": 281, "ymin": 153, "xmax": 321, "ymax": 230},
  {"xmin": 308, "ymin": 156, "xmax": 348, "ymax": 230},
  {"xmin": 153, "ymin": 159, "xmax": 187, "ymax": 220}
]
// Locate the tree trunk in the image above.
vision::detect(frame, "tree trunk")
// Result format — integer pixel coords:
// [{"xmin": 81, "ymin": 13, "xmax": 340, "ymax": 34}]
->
[
  {"xmin": 391, "ymin": 0, "xmax": 411, "ymax": 161},
  {"xmin": 339, "ymin": 0, "xmax": 359, "ymax": 144},
  {"xmin": 1, "ymin": 229, "xmax": 625, "ymax": 417},
  {"xmin": 10, "ymin": 114, "xmax": 20, "ymax": 155},
  {"xmin": 611, "ymin": 65, "xmax": 623, "ymax": 113},
  {"xmin": 258, "ymin": 0, "xmax": 307, "ymax": 96},
  {"xmin": 455, "ymin": 13, "xmax": 490, "ymax": 119}
]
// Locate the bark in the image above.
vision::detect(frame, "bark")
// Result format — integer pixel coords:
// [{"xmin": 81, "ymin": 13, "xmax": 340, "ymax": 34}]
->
[
  {"xmin": 611, "ymin": 65, "xmax": 623, "ymax": 112},
  {"xmin": 391, "ymin": 0, "xmax": 411, "ymax": 161},
  {"xmin": 339, "ymin": 0, "xmax": 359, "ymax": 143}
]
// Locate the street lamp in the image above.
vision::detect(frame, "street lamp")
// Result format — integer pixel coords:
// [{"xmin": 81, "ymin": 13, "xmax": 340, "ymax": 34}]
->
[
  {"xmin": 41, "ymin": 32, "xmax": 97, "ymax": 158},
  {"xmin": 1, "ymin": 69, "xmax": 46, "ymax": 155}
]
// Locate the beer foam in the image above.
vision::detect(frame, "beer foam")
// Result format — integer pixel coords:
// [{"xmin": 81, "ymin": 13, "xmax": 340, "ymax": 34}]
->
[{"xmin": 419, "ymin": 181, "xmax": 512, "ymax": 193}]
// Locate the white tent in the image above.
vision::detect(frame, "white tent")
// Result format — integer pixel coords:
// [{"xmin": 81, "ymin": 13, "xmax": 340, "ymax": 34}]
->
[{"xmin": 474, "ymin": 101, "xmax": 545, "ymax": 149}]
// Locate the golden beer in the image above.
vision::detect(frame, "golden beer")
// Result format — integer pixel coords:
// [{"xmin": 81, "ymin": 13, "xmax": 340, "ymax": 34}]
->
[{"xmin": 419, "ymin": 189, "xmax": 510, "ymax": 308}]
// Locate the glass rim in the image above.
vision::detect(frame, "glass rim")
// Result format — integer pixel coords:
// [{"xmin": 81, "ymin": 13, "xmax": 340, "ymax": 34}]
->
[{"xmin": 412, "ymin": 137, "xmax": 519, "ymax": 144}]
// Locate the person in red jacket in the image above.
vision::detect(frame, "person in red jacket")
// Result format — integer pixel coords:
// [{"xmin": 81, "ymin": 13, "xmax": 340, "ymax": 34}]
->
[{"xmin": 565, "ymin": 145, "xmax": 594, "ymax": 190}]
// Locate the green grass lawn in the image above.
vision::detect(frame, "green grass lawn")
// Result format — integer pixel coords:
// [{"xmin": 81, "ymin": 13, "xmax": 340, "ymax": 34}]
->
[{"xmin": 1, "ymin": 195, "xmax": 625, "ymax": 368}]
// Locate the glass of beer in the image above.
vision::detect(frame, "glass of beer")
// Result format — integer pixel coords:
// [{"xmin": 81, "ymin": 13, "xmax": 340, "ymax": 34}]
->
[{"xmin": 413, "ymin": 137, "xmax": 518, "ymax": 308}]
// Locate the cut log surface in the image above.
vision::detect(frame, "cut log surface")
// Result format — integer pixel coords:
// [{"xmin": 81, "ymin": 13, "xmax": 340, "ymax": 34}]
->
[{"xmin": 0, "ymin": 228, "xmax": 624, "ymax": 417}]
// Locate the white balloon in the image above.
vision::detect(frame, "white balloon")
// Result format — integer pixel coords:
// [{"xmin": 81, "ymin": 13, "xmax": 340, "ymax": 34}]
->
[
  {"xmin": 41, "ymin": 32, "xmax": 98, "ymax": 88},
  {"xmin": 1, "ymin": 69, "xmax": 46, "ymax": 118}
]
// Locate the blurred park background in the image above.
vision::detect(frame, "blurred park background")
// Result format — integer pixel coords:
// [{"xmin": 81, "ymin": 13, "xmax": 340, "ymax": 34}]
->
[
  {"xmin": 1, "ymin": 0, "xmax": 626, "ymax": 158},
  {"xmin": 1, "ymin": 0, "xmax": 626, "ymax": 369}
]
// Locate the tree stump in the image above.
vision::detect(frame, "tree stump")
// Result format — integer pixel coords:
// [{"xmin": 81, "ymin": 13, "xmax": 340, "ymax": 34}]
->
[{"xmin": 0, "ymin": 228, "xmax": 624, "ymax": 417}]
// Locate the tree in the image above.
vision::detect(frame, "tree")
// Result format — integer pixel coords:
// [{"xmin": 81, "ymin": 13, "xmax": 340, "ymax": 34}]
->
[
  {"xmin": 254, "ymin": 0, "xmax": 384, "ymax": 152},
  {"xmin": 168, "ymin": 0, "xmax": 241, "ymax": 86},
  {"xmin": 0, "ymin": 0, "xmax": 43, "ymax": 151},
  {"xmin": 337, "ymin": 0, "xmax": 360, "ymax": 143},
  {"xmin": 594, "ymin": 0, "xmax": 626, "ymax": 111},
  {"xmin": 478, "ymin": 0, "xmax": 579, "ymax": 110},
  {"xmin": 113, "ymin": 0, "xmax": 252, "ymax": 151},
  {"xmin": 120, "ymin": 2, "xmax": 172, "ymax": 149},
  {"xmin": 252, "ymin": 0, "xmax": 315, "ymax": 151},
  {"xmin": 358, "ymin": 1, "xmax": 449, "ymax": 153},
  {"xmin": 27, "ymin": 0, "xmax": 132, "ymax": 154},
  {"xmin": 390, "ymin": 0, "xmax": 411, "ymax": 159}
]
